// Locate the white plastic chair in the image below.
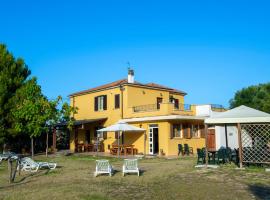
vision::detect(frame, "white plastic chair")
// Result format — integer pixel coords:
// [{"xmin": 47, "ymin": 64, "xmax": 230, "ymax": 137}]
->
[
  {"xmin": 94, "ymin": 160, "xmax": 113, "ymax": 177},
  {"xmin": 20, "ymin": 157, "xmax": 57, "ymax": 172},
  {"xmin": 122, "ymin": 159, "xmax": 140, "ymax": 176}
]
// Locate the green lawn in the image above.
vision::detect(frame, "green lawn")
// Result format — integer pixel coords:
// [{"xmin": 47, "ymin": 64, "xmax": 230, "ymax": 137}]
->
[{"xmin": 0, "ymin": 154, "xmax": 269, "ymax": 200}]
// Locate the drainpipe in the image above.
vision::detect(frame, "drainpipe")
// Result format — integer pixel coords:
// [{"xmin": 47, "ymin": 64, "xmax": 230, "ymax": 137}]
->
[{"xmin": 120, "ymin": 85, "xmax": 125, "ymax": 119}]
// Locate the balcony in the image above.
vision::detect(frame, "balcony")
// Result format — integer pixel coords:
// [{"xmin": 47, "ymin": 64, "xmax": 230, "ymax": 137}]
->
[
  {"xmin": 133, "ymin": 104, "xmax": 158, "ymax": 112},
  {"xmin": 129, "ymin": 103, "xmax": 195, "ymax": 118}
]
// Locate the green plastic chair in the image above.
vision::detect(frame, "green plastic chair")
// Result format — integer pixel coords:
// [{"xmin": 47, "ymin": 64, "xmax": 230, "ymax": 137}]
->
[{"xmin": 197, "ymin": 148, "xmax": 205, "ymax": 164}]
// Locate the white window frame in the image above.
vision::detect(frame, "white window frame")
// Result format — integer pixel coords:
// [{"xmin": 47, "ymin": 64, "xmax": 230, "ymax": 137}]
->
[{"xmin": 97, "ymin": 96, "xmax": 104, "ymax": 111}]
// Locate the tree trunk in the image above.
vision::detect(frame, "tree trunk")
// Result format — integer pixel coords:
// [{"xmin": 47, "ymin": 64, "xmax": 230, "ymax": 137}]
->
[
  {"xmin": 11, "ymin": 159, "xmax": 18, "ymax": 182},
  {"xmin": 31, "ymin": 137, "xmax": 34, "ymax": 158},
  {"xmin": 46, "ymin": 132, "xmax": 48, "ymax": 157}
]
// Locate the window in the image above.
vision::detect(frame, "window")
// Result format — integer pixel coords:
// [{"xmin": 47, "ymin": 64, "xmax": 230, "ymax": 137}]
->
[
  {"xmin": 191, "ymin": 124, "xmax": 199, "ymax": 138},
  {"xmin": 183, "ymin": 124, "xmax": 191, "ymax": 139},
  {"xmin": 115, "ymin": 94, "xmax": 120, "ymax": 109},
  {"xmin": 94, "ymin": 95, "xmax": 107, "ymax": 111},
  {"xmin": 157, "ymin": 97, "xmax": 163, "ymax": 109},
  {"xmin": 174, "ymin": 99, "xmax": 179, "ymax": 109},
  {"xmin": 200, "ymin": 125, "xmax": 205, "ymax": 138},
  {"xmin": 172, "ymin": 124, "xmax": 182, "ymax": 138}
]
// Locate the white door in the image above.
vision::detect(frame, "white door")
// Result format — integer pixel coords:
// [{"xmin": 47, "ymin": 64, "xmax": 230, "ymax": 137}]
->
[
  {"xmin": 149, "ymin": 125, "xmax": 158, "ymax": 155},
  {"xmin": 149, "ymin": 127, "xmax": 154, "ymax": 155}
]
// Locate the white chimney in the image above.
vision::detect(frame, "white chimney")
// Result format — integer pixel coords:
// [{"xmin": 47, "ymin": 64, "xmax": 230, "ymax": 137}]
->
[{"xmin": 128, "ymin": 68, "xmax": 134, "ymax": 83}]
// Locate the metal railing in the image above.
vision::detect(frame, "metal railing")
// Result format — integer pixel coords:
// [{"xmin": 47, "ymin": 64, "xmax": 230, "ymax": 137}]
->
[
  {"xmin": 211, "ymin": 104, "xmax": 225, "ymax": 112},
  {"xmin": 133, "ymin": 104, "xmax": 158, "ymax": 112},
  {"xmin": 174, "ymin": 104, "xmax": 192, "ymax": 111}
]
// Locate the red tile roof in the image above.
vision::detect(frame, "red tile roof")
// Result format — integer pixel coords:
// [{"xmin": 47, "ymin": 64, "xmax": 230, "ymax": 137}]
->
[{"xmin": 69, "ymin": 79, "xmax": 186, "ymax": 97}]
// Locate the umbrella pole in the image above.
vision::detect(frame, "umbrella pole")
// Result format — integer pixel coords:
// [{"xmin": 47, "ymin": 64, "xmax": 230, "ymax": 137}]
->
[{"xmin": 118, "ymin": 131, "xmax": 120, "ymax": 158}]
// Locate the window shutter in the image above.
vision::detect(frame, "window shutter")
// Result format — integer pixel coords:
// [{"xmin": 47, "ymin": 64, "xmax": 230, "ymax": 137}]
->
[
  {"xmin": 103, "ymin": 95, "xmax": 107, "ymax": 110},
  {"xmin": 94, "ymin": 97, "xmax": 98, "ymax": 111},
  {"xmin": 174, "ymin": 99, "xmax": 179, "ymax": 109},
  {"xmin": 115, "ymin": 94, "xmax": 120, "ymax": 109}
]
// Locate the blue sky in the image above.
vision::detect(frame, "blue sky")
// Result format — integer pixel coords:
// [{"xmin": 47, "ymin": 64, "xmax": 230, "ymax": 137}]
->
[{"xmin": 0, "ymin": 0, "xmax": 270, "ymax": 107}]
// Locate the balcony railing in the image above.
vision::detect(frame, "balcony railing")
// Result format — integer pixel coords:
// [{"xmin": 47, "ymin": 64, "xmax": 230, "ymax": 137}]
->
[
  {"xmin": 133, "ymin": 103, "xmax": 193, "ymax": 113},
  {"xmin": 174, "ymin": 104, "xmax": 192, "ymax": 111},
  {"xmin": 211, "ymin": 104, "xmax": 225, "ymax": 112},
  {"xmin": 133, "ymin": 104, "xmax": 158, "ymax": 112}
]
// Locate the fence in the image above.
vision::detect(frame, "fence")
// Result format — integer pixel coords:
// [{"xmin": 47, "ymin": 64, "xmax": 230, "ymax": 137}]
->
[{"xmin": 241, "ymin": 123, "xmax": 270, "ymax": 164}]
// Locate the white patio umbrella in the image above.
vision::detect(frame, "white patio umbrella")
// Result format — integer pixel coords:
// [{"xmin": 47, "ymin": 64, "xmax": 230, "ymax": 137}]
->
[{"xmin": 97, "ymin": 121, "xmax": 145, "ymax": 157}]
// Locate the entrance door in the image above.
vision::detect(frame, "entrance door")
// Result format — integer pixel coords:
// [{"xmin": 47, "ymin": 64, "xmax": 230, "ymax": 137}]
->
[
  {"xmin": 149, "ymin": 125, "xmax": 159, "ymax": 155},
  {"xmin": 207, "ymin": 129, "xmax": 216, "ymax": 151}
]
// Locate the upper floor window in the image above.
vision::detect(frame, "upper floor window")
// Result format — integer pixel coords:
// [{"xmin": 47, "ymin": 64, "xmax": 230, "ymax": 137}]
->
[
  {"xmin": 174, "ymin": 99, "xmax": 179, "ymax": 109},
  {"xmin": 94, "ymin": 95, "xmax": 107, "ymax": 111},
  {"xmin": 169, "ymin": 96, "xmax": 179, "ymax": 109},
  {"xmin": 157, "ymin": 97, "xmax": 163, "ymax": 109},
  {"xmin": 115, "ymin": 94, "xmax": 120, "ymax": 109}
]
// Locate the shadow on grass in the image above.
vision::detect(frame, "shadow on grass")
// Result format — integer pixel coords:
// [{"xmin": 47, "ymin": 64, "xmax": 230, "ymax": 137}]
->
[
  {"xmin": 0, "ymin": 169, "xmax": 54, "ymax": 189},
  {"xmin": 248, "ymin": 184, "xmax": 270, "ymax": 200}
]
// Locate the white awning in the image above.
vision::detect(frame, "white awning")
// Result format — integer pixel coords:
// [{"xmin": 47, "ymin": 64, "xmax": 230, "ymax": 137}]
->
[
  {"xmin": 97, "ymin": 121, "xmax": 145, "ymax": 132},
  {"xmin": 205, "ymin": 105, "xmax": 270, "ymax": 124}
]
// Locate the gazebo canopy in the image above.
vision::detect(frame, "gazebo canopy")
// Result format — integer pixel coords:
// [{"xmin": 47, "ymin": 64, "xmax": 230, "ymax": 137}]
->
[
  {"xmin": 97, "ymin": 121, "xmax": 145, "ymax": 132},
  {"xmin": 205, "ymin": 105, "xmax": 270, "ymax": 124}
]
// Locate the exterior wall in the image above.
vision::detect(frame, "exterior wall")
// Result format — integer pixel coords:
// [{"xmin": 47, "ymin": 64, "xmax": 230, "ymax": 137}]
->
[
  {"xmin": 69, "ymin": 83, "xmax": 203, "ymax": 155},
  {"xmin": 196, "ymin": 105, "xmax": 211, "ymax": 116}
]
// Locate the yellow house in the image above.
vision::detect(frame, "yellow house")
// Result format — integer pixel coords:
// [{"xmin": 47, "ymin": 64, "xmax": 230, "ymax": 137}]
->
[{"xmin": 69, "ymin": 69, "xmax": 224, "ymax": 156}]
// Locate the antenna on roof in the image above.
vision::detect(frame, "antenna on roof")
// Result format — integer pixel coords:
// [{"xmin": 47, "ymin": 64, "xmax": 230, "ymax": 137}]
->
[
  {"xmin": 127, "ymin": 61, "xmax": 131, "ymax": 70},
  {"xmin": 127, "ymin": 62, "xmax": 135, "ymax": 83}
]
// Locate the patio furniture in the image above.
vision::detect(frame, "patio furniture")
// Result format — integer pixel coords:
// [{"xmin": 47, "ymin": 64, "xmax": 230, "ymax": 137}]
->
[
  {"xmin": 20, "ymin": 157, "xmax": 57, "ymax": 172},
  {"xmin": 76, "ymin": 144, "xmax": 84, "ymax": 152},
  {"xmin": 111, "ymin": 144, "xmax": 135, "ymax": 156},
  {"xmin": 84, "ymin": 144, "xmax": 94, "ymax": 152},
  {"xmin": 213, "ymin": 149, "xmax": 226, "ymax": 164},
  {"xmin": 110, "ymin": 147, "xmax": 118, "ymax": 155},
  {"xmin": 184, "ymin": 144, "xmax": 193, "ymax": 155},
  {"xmin": 178, "ymin": 144, "xmax": 183, "ymax": 156},
  {"xmin": 122, "ymin": 159, "xmax": 140, "ymax": 176},
  {"xmin": 94, "ymin": 160, "xmax": 113, "ymax": 177},
  {"xmin": 197, "ymin": 148, "xmax": 205, "ymax": 164},
  {"xmin": 97, "ymin": 122, "xmax": 145, "ymax": 158}
]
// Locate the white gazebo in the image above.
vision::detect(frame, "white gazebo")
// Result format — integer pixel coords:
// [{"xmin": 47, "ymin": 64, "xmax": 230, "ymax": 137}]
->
[
  {"xmin": 205, "ymin": 105, "xmax": 270, "ymax": 168},
  {"xmin": 97, "ymin": 121, "xmax": 145, "ymax": 157}
]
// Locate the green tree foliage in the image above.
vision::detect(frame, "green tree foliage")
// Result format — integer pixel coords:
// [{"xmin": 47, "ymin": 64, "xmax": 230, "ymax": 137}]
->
[
  {"xmin": 0, "ymin": 44, "xmax": 77, "ymax": 154},
  {"xmin": 230, "ymin": 83, "xmax": 270, "ymax": 113},
  {"xmin": 11, "ymin": 78, "xmax": 53, "ymax": 138},
  {"xmin": 0, "ymin": 44, "xmax": 30, "ymax": 145}
]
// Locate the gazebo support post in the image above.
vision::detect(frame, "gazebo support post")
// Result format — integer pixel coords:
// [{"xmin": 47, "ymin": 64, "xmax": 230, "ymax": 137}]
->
[
  {"xmin": 117, "ymin": 131, "xmax": 121, "ymax": 158},
  {"xmin": 225, "ymin": 124, "xmax": 228, "ymax": 149},
  {"xmin": 205, "ymin": 124, "xmax": 209, "ymax": 167},
  {"xmin": 237, "ymin": 123, "xmax": 243, "ymax": 168},
  {"xmin": 144, "ymin": 131, "xmax": 146, "ymax": 156}
]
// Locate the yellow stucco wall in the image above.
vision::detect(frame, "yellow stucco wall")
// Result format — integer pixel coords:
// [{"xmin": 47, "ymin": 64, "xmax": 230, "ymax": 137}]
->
[{"xmin": 69, "ymin": 84, "xmax": 203, "ymax": 155}]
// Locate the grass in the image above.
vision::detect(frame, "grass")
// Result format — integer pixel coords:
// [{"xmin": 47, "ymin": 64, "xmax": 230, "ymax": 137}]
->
[{"xmin": 0, "ymin": 154, "xmax": 270, "ymax": 200}]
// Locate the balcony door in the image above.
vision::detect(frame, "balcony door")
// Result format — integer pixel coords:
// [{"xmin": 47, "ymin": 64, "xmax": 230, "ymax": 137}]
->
[
  {"xmin": 157, "ymin": 98, "xmax": 163, "ymax": 109},
  {"xmin": 149, "ymin": 124, "xmax": 159, "ymax": 155}
]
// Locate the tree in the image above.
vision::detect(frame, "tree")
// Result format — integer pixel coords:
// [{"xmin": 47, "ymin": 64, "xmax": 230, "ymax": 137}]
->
[
  {"xmin": 229, "ymin": 83, "xmax": 270, "ymax": 113},
  {"xmin": 10, "ymin": 78, "xmax": 55, "ymax": 157},
  {"xmin": 0, "ymin": 44, "xmax": 30, "ymax": 150}
]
